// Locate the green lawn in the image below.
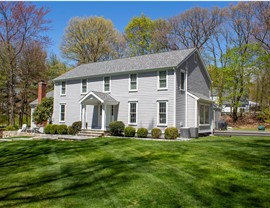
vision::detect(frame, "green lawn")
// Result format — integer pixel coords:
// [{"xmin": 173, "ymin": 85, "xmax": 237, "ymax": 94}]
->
[{"xmin": 0, "ymin": 136, "xmax": 269, "ymax": 208}]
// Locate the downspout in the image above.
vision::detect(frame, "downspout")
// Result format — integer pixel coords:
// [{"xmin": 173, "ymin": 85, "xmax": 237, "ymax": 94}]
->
[
  {"xmin": 185, "ymin": 63, "xmax": 188, "ymax": 127},
  {"xmin": 173, "ymin": 67, "xmax": 176, "ymax": 127}
]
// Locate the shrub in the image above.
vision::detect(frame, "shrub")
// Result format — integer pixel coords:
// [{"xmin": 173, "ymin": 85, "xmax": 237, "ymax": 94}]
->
[
  {"xmin": 137, "ymin": 128, "xmax": 148, "ymax": 138},
  {"xmin": 124, "ymin": 126, "xmax": 136, "ymax": 137},
  {"xmin": 72, "ymin": 121, "xmax": 82, "ymax": 134},
  {"xmin": 68, "ymin": 126, "xmax": 76, "ymax": 135},
  {"xmin": 44, "ymin": 124, "xmax": 52, "ymax": 134},
  {"xmin": 109, "ymin": 121, "xmax": 125, "ymax": 136},
  {"xmin": 50, "ymin": 124, "xmax": 58, "ymax": 134},
  {"xmin": 165, "ymin": 127, "xmax": 179, "ymax": 139},
  {"xmin": 151, "ymin": 128, "xmax": 162, "ymax": 139},
  {"xmin": 57, "ymin": 124, "xmax": 68, "ymax": 135},
  {"xmin": 5, "ymin": 125, "xmax": 17, "ymax": 131}
]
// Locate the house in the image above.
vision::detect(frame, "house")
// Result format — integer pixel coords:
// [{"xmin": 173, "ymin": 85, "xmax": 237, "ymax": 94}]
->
[
  {"xmin": 32, "ymin": 48, "xmax": 214, "ymax": 134},
  {"xmin": 29, "ymin": 81, "xmax": 54, "ymax": 129}
]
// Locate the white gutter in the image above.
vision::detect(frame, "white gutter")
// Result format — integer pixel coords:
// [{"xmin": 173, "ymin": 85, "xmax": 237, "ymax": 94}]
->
[
  {"xmin": 185, "ymin": 63, "xmax": 188, "ymax": 127},
  {"xmin": 173, "ymin": 67, "xmax": 176, "ymax": 127}
]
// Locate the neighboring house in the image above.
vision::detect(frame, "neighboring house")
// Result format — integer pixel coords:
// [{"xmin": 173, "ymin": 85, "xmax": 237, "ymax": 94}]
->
[
  {"xmin": 29, "ymin": 81, "xmax": 54, "ymax": 129},
  {"xmin": 211, "ymin": 95, "xmax": 259, "ymax": 113},
  {"xmin": 49, "ymin": 48, "xmax": 214, "ymax": 134}
]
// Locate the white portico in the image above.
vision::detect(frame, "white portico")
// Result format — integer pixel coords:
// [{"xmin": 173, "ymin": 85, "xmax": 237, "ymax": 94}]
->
[{"xmin": 79, "ymin": 91, "xmax": 119, "ymax": 130}]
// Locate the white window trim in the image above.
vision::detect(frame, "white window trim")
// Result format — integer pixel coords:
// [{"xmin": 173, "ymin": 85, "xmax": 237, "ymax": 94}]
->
[
  {"xmin": 199, "ymin": 103, "xmax": 210, "ymax": 126},
  {"xmin": 81, "ymin": 79, "xmax": 88, "ymax": 94},
  {"xmin": 59, "ymin": 103, "xmax": 66, "ymax": 123},
  {"xmin": 129, "ymin": 73, "xmax": 138, "ymax": 92},
  {"xmin": 103, "ymin": 76, "xmax": 111, "ymax": 93},
  {"xmin": 157, "ymin": 100, "xmax": 168, "ymax": 126},
  {"xmin": 157, "ymin": 70, "xmax": 168, "ymax": 90},
  {"xmin": 60, "ymin": 81, "xmax": 66, "ymax": 96},
  {"xmin": 128, "ymin": 101, "xmax": 138, "ymax": 126},
  {"xmin": 180, "ymin": 69, "xmax": 186, "ymax": 91}
]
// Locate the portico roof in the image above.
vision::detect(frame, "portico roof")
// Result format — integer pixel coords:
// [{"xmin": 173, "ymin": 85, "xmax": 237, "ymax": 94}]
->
[{"xmin": 79, "ymin": 91, "xmax": 119, "ymax": 105}]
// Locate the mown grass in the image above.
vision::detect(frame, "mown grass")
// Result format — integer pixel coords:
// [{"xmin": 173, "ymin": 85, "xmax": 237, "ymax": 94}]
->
[{"xmin": 0, "ymin": 136, "xmax": 269, "ymax": 208}]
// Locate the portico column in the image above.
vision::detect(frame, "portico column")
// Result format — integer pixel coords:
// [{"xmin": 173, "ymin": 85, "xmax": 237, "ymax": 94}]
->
[
  {"xmin": 81, "ymin": 104, "xmax": 86, "ymax": 129},
  {"xmin": 101, "ymin": 103, "xmax": 106, "ymax": 130}
]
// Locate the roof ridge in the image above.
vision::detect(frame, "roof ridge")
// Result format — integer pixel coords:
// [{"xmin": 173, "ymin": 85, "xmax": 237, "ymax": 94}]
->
[{"xmin": 78, "ymin": 47, "xmax": 196, "ymax": 67}]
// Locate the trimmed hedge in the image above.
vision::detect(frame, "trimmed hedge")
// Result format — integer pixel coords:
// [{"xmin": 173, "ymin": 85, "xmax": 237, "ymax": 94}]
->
[
  {"xmin": 151, "ymin": 128, "xmax": 162, "ymax": 139},
  {"xmin": 137, "ymin": 128, "xmax": 148, "ymax": 138},
  {"xmin": 72, "ymin": 121, "xmax": 82, "ymax": 134},
  {"xmin": 68, "ymin": 126, "xmax": 76, "ymax": 135},
  {"xmin": 57, "ymin": 124, "xmax": 68, "ymax": 135},
  {"xmin": 124, "ymin": 126, "xmax": 136, "ymax": 137},
  {"xmin": 165, "ymin": 127, "xmax": 179, "ymax": 139},
  {"xmin": 50, "ymin": 124, "xmax": 58, "ymax": 134},
  {"xmin": 44, "ymin": 124, "xmax": 52, "ymax": 134},
  {"xmin": 109, "ymin": 121, "xmax": 125, "ymax": 136}
]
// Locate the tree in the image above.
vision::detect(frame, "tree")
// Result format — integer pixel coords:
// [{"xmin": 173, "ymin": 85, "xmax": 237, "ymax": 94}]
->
[
  {"xmin": 0, "ymin": 2, "xmax": 50, "ymax": 126},
  {"xmin": 33, "ymin": 97, "xmax": 53, "ymax": 126},
  {"xmin": 169, "ymin": 7, "xmax": 223, "ymax": 50},
  {"xmin": 125, "ymin": 14, "xmax": 154, "ymax": 56},
  {"xmin": 17, "ymin": 42, "xmax": 47, "ymax": 127},
  {"xmin": 60, "ymin": 16, "xmax": 121, "ymax": 65}
]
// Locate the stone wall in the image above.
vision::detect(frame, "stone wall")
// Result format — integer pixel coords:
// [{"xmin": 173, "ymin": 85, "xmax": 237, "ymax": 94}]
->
[{"xmin": 2, "ymin": 131, "xmax": 41, "ymax": 138}]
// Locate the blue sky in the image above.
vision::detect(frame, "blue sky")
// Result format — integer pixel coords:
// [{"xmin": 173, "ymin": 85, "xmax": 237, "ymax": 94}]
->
[{"xmin": 33, "ymin": 1, "xmax": 234, "ymax": 62}]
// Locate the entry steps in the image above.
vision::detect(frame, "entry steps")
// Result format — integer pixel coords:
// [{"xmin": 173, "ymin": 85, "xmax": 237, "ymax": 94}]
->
[{"xmin": 77, "ymin": 129, "xmax": 109, "ymax": 137}]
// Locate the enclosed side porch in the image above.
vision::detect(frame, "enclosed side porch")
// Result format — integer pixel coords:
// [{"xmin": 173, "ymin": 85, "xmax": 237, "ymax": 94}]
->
[{"xmin": 79, "ymin": 91, "xmax": 119, "ymax": 130}]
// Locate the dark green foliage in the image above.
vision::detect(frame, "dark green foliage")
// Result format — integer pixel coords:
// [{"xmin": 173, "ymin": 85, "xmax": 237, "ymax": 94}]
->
[
  {"xmin": 5, "ymin": 125, "xmax": 17, "ymax": 131},
  {"xmin": 151, "ymin": 128, "xmax": 162, "ymax": 139},
  {"xmin": 33, "ymin": 97, "xmax": 53, "ymax": 125},
  {"xmin": 165, "ymin": 127, "xmax": 179, "ymax": 139},
  {"xmin": 109, "ymin": 121, "xmax": 125, "ymax": 136},
  {"xmin": 57, "ymin": 125, "xmax": 68, "ymax": 135},
  {"xmin": 137, "ymin": 127, "xmax": 148, "ymax": 138},
  {"xmin": 68, "ymin": 126, "xmax": 76, "ymax": 135},
  {"xmin": 44, "ymin": 124, "xmax": 52, "ymax": 134},
  {"xmin": 50, "ymin": 124, "xmax": 58, "ymax": 134},
  {"xmin": 124, "ymin": 126, "xmax": 136, "ymax": 137},
  {"xmin": 72, "ymin": 121, "xmax": 82, "ymax": 134}
]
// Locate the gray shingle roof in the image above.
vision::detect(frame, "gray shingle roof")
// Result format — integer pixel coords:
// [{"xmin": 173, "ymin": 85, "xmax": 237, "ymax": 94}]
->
[
  {"xmin": 29, "ymin": 90, "xmax": 54, "ymax": 106},
  {"xmin": 54, "ymin": 48, "xmax": 196, "ymax": 81},
  {"xmin": 92, "ymin": 91, "xmax": 118, "ymax": 104},
  {"xmin": 189, "ymin": 91, "xmax": 213, "ymax": 102}
]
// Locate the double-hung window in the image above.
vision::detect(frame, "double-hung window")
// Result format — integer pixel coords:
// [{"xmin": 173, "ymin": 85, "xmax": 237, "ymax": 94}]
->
[
  {"xmin": 129, "ymin": 102, "xmax": 137, "ymax": 125},
  {"xmin": 60, "ymin": 104, "xmax": 66, "ymax": 122},
  {"xmin": 180, "ymin": 71, "xmax": 185, "ymax": 91},
  {"xmin": 81, "ymin": 79, "xmax": 87, "ymax": 94},
  {"xmin": 199, "ymin": 104, "xmax": 210, "ymax": 125},
  {"xmin": 104, "ymin": 77, "xmax": 110, "ymax": 92},
  {"xmin": 158, "ymin": 101, "xmax": 167, "ymax": 125},
  {"xmin": 61, "ymin": 81, "xmax": 66, "ymax": 95},
  {"xmin": 158, "ymin": 71, "xmax": 167, "ymax": 89},
  {"xmin": 129, "ymin": 74, "xmax": 138, "ymax": 91}
]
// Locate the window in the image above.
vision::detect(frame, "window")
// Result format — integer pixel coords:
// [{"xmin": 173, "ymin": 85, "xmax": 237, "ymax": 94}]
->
[
  {"xmin": 129, "ymin": 102, "xmax": 137, "ymax": 124},
  {"xmin": 111, "ymin": 106, "xmax": 114, "ymax": 116},
  {"xmin": 158, "ymin": 101, "xmax": 167, "ymax": 125},
  {"xmin": 60, "ymin": 104, "xmax": 66, "ymax": 122},
  {"xmin": 194, "ymin": 53, "xmax": 198, "ymax": 64},
  {"xmin": 104, "ymin": 77, "xmax": 110, "ymax": 92},
  {"xmin": 61, "ymin": 81, "xmax": 66, "ymax": 95},
  {"xmin": 180, "ymin": 71, "xmax": 185, "ymax": 90},
  {"xmin": 129, "ymin": 74, "xmax": 137, "ymax": 91},
  {"xmin": 81, "ymin": 79, "xmax": 87, "ymax": 94},
  {"xmin": 158, "ymin": 71, "xmax": 167, "ymax": 89},
  {"xmin": 200, "ymin": 104, "xmax": 210, "ymax": 125}
]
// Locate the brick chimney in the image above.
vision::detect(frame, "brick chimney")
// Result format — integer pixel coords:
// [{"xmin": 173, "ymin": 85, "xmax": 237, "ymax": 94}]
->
[{"xmin": 38, "ymin": 80, "xmax": 46, "ymax": 104}]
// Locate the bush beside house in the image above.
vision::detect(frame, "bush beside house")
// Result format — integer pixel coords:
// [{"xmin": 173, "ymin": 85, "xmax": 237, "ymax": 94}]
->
[
  {"xmin": 151, "ymin": 128, "xmax": 162, "ymax": 139},
  {"xmin": 137, "ymin": 128, "xmax": 148, "ymax": 138},
  {"xmin": 124, "ymin": 126, "xmax": 136, "ymax": 137},
  {"xmin": 57, "ymin": 125, "xmax": 68, "ymax": 134},
  {"xmin": 164, "ymin": 127, "xmax": 179, "ymax": 139},
  {"xmin": 109, "ymin": 121, "xmax": 125, "ymax": 136}
]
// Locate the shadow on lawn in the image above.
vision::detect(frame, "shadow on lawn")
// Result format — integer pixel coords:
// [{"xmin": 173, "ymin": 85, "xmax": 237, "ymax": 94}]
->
[{"xmin": 0, "ymin": 139, "xmax": 173, "ymax": 207}]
